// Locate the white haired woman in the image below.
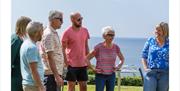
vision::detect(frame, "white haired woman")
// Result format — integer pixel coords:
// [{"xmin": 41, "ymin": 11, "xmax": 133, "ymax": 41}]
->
[
  {"xmin": 86, "ymin": 26, "xmax": 125, "ymax": 91},
  {"xmin": 141, "ymin": 22, "xmax": 169, "ymax": 91}
]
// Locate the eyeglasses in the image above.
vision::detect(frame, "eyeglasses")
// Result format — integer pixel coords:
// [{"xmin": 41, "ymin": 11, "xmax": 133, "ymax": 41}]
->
[
  {"xmin": 77, "ymin": 17, "xmax": 83, "ymax": 22},
  {"xmin": 55, "ymin": 18, "xmax": 63, "ymax": 22},
  {"xmin": 106, "ymin": 34, "xmax": 115, "ymax": 37}
]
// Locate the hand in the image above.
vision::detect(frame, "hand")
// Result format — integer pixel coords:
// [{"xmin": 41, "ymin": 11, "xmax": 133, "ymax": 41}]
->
[
  {"xmin": 91, "ymin": 68, "xmax": 96, "ymax": 73},
  {"xmin": 55, "ymin": 75, "xmax": 64, "ymax": 86},
  {"xmin": 64, "ymin": 61, "xmax": 69, "ymax": 67},
  {"xmin": 144, "ymin": 68, "xmax": 151, "ymax": 72},
  {"xmin": 90, "ymin": 67, "xmax": 101, "ymax": 73},
  {"xmin": 114, "ymin": 64, "xmax": 122, "ymax": 71},
  {"xmin": 113, "ymin": 66, "xmax": 119, "ymax": 71},
  {"xmin": 95, "ymin": 69, "xmax": 102, "ymax": 73},
  {"xmin": 114, "ymin": 67, "xmax": 119, "ymax": 71}
]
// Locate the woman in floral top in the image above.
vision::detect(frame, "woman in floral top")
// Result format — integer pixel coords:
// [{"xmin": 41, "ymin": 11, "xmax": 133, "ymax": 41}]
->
[{"xmin": 141, "ymin": 22, "xmax": 169, "ymax": 91}]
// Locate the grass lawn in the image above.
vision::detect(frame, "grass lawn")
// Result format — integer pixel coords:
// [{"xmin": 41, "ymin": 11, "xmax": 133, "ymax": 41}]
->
[{"xmin": 62, "ymin": 85, "xmax": 143, "ymax": 91}]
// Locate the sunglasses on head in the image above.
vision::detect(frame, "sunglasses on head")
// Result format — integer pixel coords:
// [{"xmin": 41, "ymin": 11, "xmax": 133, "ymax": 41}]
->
[{"xmin": 106, "ymin": 34, "xmax": 115, "ymax": 37}]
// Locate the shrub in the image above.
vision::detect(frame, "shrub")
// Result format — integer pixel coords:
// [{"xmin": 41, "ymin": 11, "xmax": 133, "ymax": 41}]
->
[
  {"xmin": 117, "ymin": 76, "xmax": 143, "ymax": 86},
  {"xmin": 88, "ymin": 75, "xmax": 95, "ymax": 84},
  {"xmin": 87, "ymin": 69, "xmax": 95, "ymax": 75}
]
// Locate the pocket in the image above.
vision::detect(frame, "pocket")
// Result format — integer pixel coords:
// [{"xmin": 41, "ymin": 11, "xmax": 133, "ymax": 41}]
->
[
  {"xmin": 145, "ymin": 69, "xmax": 153, "ymax": 76},
  {"xmin": 44, "ymin": 76, "xmax": 48, "ymax": 85},
  {"xmin": 62, "ymin": 67, "xmax": 68, "ymax": 79}
]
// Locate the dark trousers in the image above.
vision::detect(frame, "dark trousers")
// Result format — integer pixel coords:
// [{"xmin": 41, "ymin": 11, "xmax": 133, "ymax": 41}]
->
[
  {"xmin": 11, "ymin": 68, "xmax": 23, "ymax": 91},
  {"xmin": 12, "ymin": 76, "xmax": 23, "ymax": 91},
  {"xmin": 44, "ymin": 75, "xmax": 61, "ymax": 91}
]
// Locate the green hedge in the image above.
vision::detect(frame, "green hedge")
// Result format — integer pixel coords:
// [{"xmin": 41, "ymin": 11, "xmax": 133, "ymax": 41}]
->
[
  {"xmin": 120, "ymin": 76, "xmax": 143, "ymax": 86},
  {"xmin": 88, "ymin": 75, "xmax": 143, "ymax": 86},
  {"xmin": 88, "ymin": 75, "xmax": 96, "ymax": 84}
]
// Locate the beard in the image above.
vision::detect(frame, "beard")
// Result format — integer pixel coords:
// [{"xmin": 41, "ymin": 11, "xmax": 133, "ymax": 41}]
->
[
  {"xmin": 74, "ymin": 22, "xmax": 82, "ymax": 28},
  {"xmin": 38, "ymin": 37, "xmax": 42, "ymax": 41},
  {"xmin": 56, "ymin": 25, "xmax": 61, "ymax": 29},
  {"xmin": 37, "ymin": 34, "xmax": 42, "ymax": 41}
]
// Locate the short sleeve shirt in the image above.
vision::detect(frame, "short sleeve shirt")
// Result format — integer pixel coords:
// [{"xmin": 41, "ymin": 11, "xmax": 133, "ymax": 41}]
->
[
  {"xmin": 93, "ymin": 42, "xmax": 120, "ymax": 75},
  {"xmin": 40, "ymin": 25, "xmax": 64, "ymax": 75},
  {"xmin": 20, "ymin": 39, "xmax": 44, "ymax": 86},
  {"xmin": 61, "ymin": 26, "xmax": 90, "ymax": 67}
]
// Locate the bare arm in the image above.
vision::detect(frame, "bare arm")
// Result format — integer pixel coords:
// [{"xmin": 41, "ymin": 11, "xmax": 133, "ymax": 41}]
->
[
  {"xmin": 86, "ymin": 50, "xmax": 95, "ymax": 71},
  {"xmin": 85, "ymin": 39, "xmax": 89, "ymax": 55},
  {"xmin": 116, "ymin": 51, "xmax": 125, "ymax": 70},
  {"xmin": 141, "ymin": 58, "xmax": 149, "ymax": 71},
  {"xmin": 29, "ymin": 62, "xmax": 45, "ymax": 91},
  {"xmin": 62, "ymin": 41, "xmax": 68, "ymax": 67},
  {"xmin": 47, "ymin": 51, "xmax": 63, "ymax": 86}
]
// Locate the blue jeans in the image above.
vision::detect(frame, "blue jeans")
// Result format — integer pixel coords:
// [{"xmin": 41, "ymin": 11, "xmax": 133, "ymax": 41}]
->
[
  {"xmin": 143, "ymin": 69, "xmax": 169, "ymax": 91},
  {"xmin": 95, "ymin": 73, "xmax": 115, "ymax": 91}
]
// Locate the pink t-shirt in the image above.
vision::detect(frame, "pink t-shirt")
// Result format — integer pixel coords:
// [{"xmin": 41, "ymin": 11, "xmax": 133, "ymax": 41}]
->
[
  {"xmin": 93, "ymin": 43, "xmax": 120, "ymax": 75},
  {"xmin": 61, "ymin": 26, "xmax": 90, "ymax": 67}
]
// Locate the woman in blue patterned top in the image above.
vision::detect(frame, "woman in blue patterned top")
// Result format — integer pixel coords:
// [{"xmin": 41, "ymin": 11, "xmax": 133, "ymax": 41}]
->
[{"xmin": 141, "ymin": 22, "xmax": 169, "ymax": 91}]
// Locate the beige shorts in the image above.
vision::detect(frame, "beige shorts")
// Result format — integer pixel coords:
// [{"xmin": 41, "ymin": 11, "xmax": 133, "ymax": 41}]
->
[{"xmin": 23, "ymin": 85, "xmax": 38, "ymax": 91}]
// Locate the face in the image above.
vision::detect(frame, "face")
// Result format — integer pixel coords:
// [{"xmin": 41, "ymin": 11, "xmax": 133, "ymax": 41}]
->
[
  {"xmin": 154, "ymin": 25, "xmax": 164, "ymax": 38},
  {"xmin": 53, "ymin": 16, "xmax": 63, "ymax": 29},
  {"xmin": 104, "ymin": 31, "xmax": 115, "ymax": 43},
  {"xmin": 36, "ymin": 27, "xmax": 43, "ymax": 41},
  {"xmin": 72, "ymin": 14, "xmax": 83, "ymax": 28}
]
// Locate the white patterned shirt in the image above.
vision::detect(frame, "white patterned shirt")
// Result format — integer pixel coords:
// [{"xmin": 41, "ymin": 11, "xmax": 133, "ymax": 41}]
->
[{"xmin": 40, "ymin": 25, "xmax": 64, "ymax": 75}]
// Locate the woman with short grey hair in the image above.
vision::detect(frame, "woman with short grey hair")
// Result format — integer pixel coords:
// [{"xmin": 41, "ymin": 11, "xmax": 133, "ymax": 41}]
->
[{"xmin": 86, "ymin": 26, "xmax": 125, "ymax": 91}]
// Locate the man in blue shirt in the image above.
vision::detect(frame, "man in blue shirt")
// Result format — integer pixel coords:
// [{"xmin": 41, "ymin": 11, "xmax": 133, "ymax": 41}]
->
[{"xmin": 20, "ymin": 21, "xmax": 45, "ymax": 91}]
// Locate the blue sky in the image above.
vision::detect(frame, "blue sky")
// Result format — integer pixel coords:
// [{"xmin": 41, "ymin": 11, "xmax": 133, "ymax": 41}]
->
[{"xmin": 12, "ymin": 0, "xmax": 168, "ymax": 38}]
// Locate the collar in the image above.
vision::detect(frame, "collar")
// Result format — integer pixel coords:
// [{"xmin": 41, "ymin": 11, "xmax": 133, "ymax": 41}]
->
[
  {"xmin": 48, "ymin": 25, "xmax": 57, "ymax": 33},
  {"xmin": 27, "ymin": 38, "xmax": 36, "ymax": 44}
]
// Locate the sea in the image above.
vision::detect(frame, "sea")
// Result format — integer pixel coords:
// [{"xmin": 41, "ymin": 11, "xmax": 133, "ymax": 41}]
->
[{"xmin": 88, "ymin": 37, "xmax": 147, "ymax": 77}]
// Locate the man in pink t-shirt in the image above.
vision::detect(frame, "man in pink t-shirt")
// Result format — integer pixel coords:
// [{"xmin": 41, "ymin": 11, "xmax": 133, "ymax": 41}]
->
[{"xmin": 61, "ymin": 12, "xmax": 89, "ymax": 91}]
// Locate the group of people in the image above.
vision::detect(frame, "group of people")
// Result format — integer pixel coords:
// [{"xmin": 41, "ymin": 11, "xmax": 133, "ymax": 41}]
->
[{"xmin": 11, "ymin": 10, "xmax": 169, "ymax": 91}]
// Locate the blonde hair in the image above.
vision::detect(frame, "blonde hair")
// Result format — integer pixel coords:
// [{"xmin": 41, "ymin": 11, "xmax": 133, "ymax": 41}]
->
[
  {"xmin": 159, "ymin": 22, "xmax": 169, "ymax": 38},
  {"xmin": 15, "ymin": 16, "xmax": 31, "ymax": 36}
]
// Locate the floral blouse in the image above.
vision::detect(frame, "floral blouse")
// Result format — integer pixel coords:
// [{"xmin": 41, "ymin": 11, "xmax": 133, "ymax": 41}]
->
[{"xmin": 141, "ymin": 37, "xmax": 169, "ymax": 70}]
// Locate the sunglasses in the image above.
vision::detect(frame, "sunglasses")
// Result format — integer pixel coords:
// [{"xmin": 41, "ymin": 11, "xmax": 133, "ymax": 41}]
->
[
  {"xmin": 106, "ymin": 34, "xmax": 115, "ymax": 37},
  {"xmin": 55, "ymin": 18, "xmax": 63, "ymax": 22},
  {"xmin": 77, "ymin": 17, "xmax": 83, "ymax": 22}
]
